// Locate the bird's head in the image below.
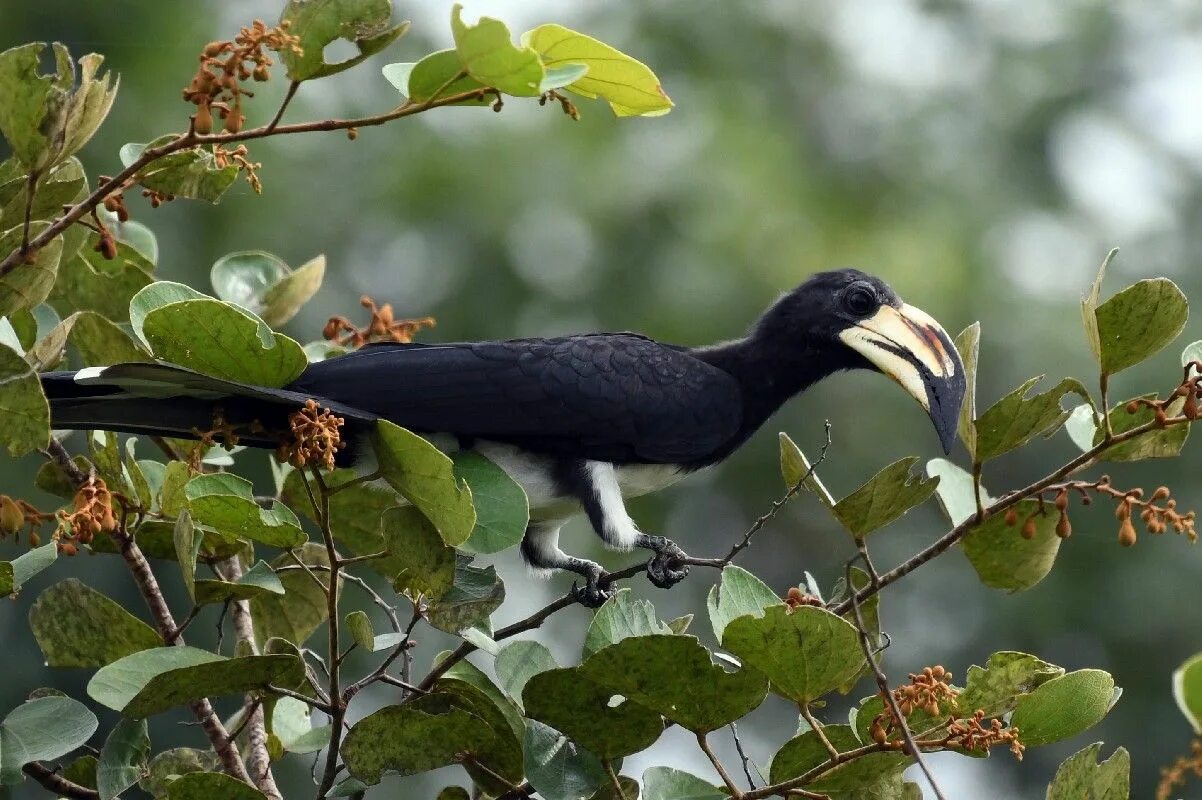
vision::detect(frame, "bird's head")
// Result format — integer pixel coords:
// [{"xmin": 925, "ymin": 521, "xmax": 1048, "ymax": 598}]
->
[{"xmin": 756, "ymin": 269, "xmax": 965, "ymax": 454}]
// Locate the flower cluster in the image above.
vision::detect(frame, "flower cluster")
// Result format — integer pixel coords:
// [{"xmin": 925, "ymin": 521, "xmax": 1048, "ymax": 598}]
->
[
  {"xmin": 783, "ymin": 586, "xmax": 823, "ymax": 611},
  {"xmin": 945, "ymin": 710, "xmax": 1024, "ymax": 761},
  {"xmin": 277, "ymin": 399, "xmax": 345, "ymax": 471},
  {"xmin": 323, "ymin": 296, "xmax": 437, "ymax": 349},
  {"xmin": 182, "ymin": 20, "xmax": 301, "ymax": 135},
  {"xmin": 1158, "ymin": 739, "xmax": 1202, "ymax": 800},
  {"xmin": 869, "ymin": 665, "xmax": 958, "ymax": 746}
]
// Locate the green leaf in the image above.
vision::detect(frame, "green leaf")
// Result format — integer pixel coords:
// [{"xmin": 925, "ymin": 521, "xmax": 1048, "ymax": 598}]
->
[
  {"xmin": 591, "ymin": 777, "xmax": 641, "ymax": 800},
  {"xmin": 722, "ymin": 606, "xmax": 864, "ymax": 703},
  {"xmin": 0, "ymin": 223, "xmax": 64, "ymax": 316},
  {"xmin": 87, "ymin": 646, "xmax": 302, "ymax": 718},
  {"xmin": 1093, "ymin": 395, "xmax": 1189, "ymax": 462},
  {"xmin": 706, "ymin": 564, "xmax": 783, "ymax": 641},
  {"xmin": 211, "ymin": 251, "xmax": 326, "ymax": 329},
  {"xmin": 11, "ymin": 542, "xmax": 58, "ymax": 590},
  {"xmin": 27, "ymin": 309, "xmax": 149, "ymax": 370},
  {"xmin": 429, "ymin": 675, "xmax": 524, "ymax": 792},
  {"xmin": 1046, "ymin": 743, "xmax": 1130, "ymax": 800},
  {"xmin": 48, "ymin": 233, "xmax": 153, "ymax": 323},
  {"xmin": 0, "ymin": 341, "xmax": 49, "ymax": 456},
  {"xmin": 451, "ymin": 5, "xmax": 543, "ymax": 97},
  {"xmin": 372, "ymin": 420, "xmax": 476, "ymax": 546},
  {"xmin": 166, "ymin": 772, "xmax": 268, "ymax": 800},
  {"xmin": 97, "ymin": 718, "xmax": 150, "ymax": 800},
  {"xmin": 137, "ymin": 748, "xmax": 220, "ymax": 797},
  {"xmin": 140, "ymin": 298, "xmax": 308, "ymax": 388},
  {"xmin": 540, "ymin": 63, "xmax": 590, "ymax": 93},
  {"xmin": 1094, "ymin": 278, "xmax": 1188, "ymax": 375},
  {"xmin": 641, "ymin": 766, "xmax": 726, "ymax": 800},
  {"xmin": 959, "ymin": 651, "xmax": 1064, "ymax": 718},
  {"xmin": 30, "ymin": 578, "xmax": 162, "ymax": 667},
  {"xmin": 830, "ymin": 456, "xmax": 939, "ymax": 537},
  {"xmin": 0, "ymin": 158, "xmax": 86, "ymax": 226},
  {"xmin": 1010, "ymin": 669, "xmax": 1118, "ymax": 747},
  {"xmin": 382, "ymin": 51, "xmax": 489, "ymax": 105},
  {"xmin": 0, "ymin": 563, "xmax": 12, "ymax": 597},
  {"xmin": 954, "ymin": 322, "xmax": 980, "ymax": 458},
  {"xmin": 279, "ymin": 0, "xmax": 410, "ymax": 81},
  {"xmin": 768, "ymin": 724, "xmax": 909, "ymax": 789},
  {"xmin": 454, "ymin": 451, "xmax": 529, "ymax": 554},
  {"xmin": 346, "ymin": 610, "xmax": 374, "ymax": 651},
  {"xmin": 975, "ymin": 377, "xmax": 1090, "ymax": 461},
  {"xmin": 524, "ymin": 666, "xmax": 663, "ymax": 760},
  {"xmin": 112, "ymin": 218, "xmax": 157, "ymax": 264},
  {"xmin": 250, "ymin": 543, "xmax": 335, "ymax": 649},
  {"xmin": 173, "ymin": 511, "xmax": 202, "ymax": 600},
  {"xmin": 0, "ymin": 696, "xmax": 98, "ymax": 783},
  {"xmin": 779, "ymin": 432, "xmax": 834, "ymax": 505},
  {"xmin": 119, "ymin": 138, "xmax": 238, "ymax": 202},
  {"xmin": 962, "ymin": 499, "xmax": 1062, "ymax": 592},
  {"xmin": 495, "ymin": 640, "xmax": 557, "ymax": 709},
  {"xmin": 341, "ymin": 694, "xmax": 496, "ymax": 784},
  {"xmin": 583, "ymin": 635, "xmax": 767, "ymax": 733},
  {"xmin": 185, "ymin": 473, "xmax": 306, "ymax": 548},
  {"xmin": 1081, "ymin": 249, "xmax": 1115, "ymax": 363},
  {"xmin": 426, "ymin": 559, "xmax": 504, "ymax": 634},
  {"xmin": 193, "ymin": 560, "xmax": 286, "ymax": 605},
  {"xmin": 272, "ymin": 696, "xmax": 331, "ymax": 754},
  {"xmin": 61, "ymin": 755, "xmax": 98, "ymax": 791},
  {"xmin": 522, "ymin": 24, "xmax": 674, "ymax": 117},
  {"xmin": 1173, "ymin": 652, "xmax": 1202, "ymax": 734},
  {"xmin": 382, "ymin": 506, "xmax": 456, "ymax": 599},
  {"xmin": 0, "ymin": 44, "xmax": 117, "ymax": 171},
  {"xmin": 525, "ymin": 719, "xmax": 606, "ymax": 800},
  {"xmin": 927, "ymin": 458, "xmax": 994, "ymax": 526},
  {"xmin": 584, "ymin": 589, "xmax": 671, "ymax": 657}
]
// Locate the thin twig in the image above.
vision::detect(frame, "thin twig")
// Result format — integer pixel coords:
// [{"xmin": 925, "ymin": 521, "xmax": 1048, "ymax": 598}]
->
[
  {"xmin": 166, "ymin": 605, "xmax": 201, "ymax": 643},
  {"xmin": 697, "ymin": 732, "xmax": 743, "ymax": 798},
  {"xmin": 21, "ymin": 171, "xmax": 38, "ymax": 253},
  {"xmin": 0, "ymin": 84, "xmax": 489, "ymax": 278},
  {"xmin": 266, "ymin": 684, "xmax": 334, "ymax": 713},
  {"xmin": 226, "ymin": 696, "xmax": 263, "ymax": 744},
  {"xmin": 688, "ymin": 421, "xmax": 833, "ymax": 569},
  {"xmin": 730, "ymin": 722, "xmax": 758, "ymax": 789},
  {"xmin": 603, "ymin": 761, "xmax": 628, "ymax": 800},
  {"xmin": 800, "ymin": 704, "xmax": 839, "ymax": 762},
  {"xmin": 376, "ymin": 673, "xmax": 428, "ymax": 695},
  {"xmin": 847, "ymin": 555, "xmax": 946, "ymax": 800},
  {"xmin": 266, "ymin": 80, "xmax": 300, "ymax": 132}
]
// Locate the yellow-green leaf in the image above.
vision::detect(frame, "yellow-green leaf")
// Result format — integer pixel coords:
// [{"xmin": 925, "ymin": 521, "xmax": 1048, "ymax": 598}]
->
[{"xmin": 451, "ymin": 5, "xmax": 543, "ymax": 97}]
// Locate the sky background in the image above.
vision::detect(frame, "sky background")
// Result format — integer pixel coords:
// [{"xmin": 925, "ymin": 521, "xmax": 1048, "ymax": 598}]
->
[{"xmin": 5, "ymin": 0, "xmax": 1202, "ymax": 797}]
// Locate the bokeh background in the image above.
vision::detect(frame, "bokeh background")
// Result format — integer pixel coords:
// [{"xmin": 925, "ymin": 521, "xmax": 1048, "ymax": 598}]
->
[{"xmin": 4, "ymin": 0, "xmax": 1202, "ymax": 797}]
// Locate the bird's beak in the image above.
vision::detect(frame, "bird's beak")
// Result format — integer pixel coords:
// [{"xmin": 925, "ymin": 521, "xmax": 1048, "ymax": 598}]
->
[{"xmin": 838, "ymin": 303, "xmax": 966, "ymax": 454}]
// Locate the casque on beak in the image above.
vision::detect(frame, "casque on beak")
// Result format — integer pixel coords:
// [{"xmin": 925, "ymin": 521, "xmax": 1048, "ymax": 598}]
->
[{"xmin": 838, "ymin": 303, "xmax": 966, "ymax": 454}]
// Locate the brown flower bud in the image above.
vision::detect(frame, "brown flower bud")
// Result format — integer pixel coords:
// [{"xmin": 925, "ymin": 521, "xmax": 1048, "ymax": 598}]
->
[
  {"xmin": 1118, "ymin": 518, "xmax": 1137, "ymax": 547},
  {"xmin": 1126, "ymin": 400, "xmax": 1140, "ymax": 414},
  {"xmin": 203, "ymin": 40, "xmax": 228, "ymax": 57},
  {"xmin": 224, "ymin": 109, "xmax": 244, "ymax": 134},
  {"xmin": 58, "ymin": 541, "xmax": 77, "ymax": 556},
  {"xmin": 1004, "ymin": 508, "xmax": 1018, "ymax": 527},
  {"xmin": 253, "ymin": 64, "xmax": 269, "ymax": 81},
  {"xmin": 194, "ymin": 103, "xmax": 214, "ymax": 135},
  {"xmin": 1054, "ymin": 490, "xmax": 1069, "ymax": 511},
  {"xmin": 1055, "ymin": 513, "xmax": 1071, "ymax": 539},
  {"xmin": 28, "ymin": 532, "xmax": 40, "ymax": 547},
  {"xmin": 347, "ymin": 127, "xmax": 359, "ymax": 140},
  {"xmin": 0, "ymin": 497, "xmax": 23, "ymax": 535},
  {"xmin": 1021, "ymin": 515, "xmax": 1037, "ymax": 540},
  {"xmin": 1152, "ymin": 486, "xmax": 1171, "ymax": 501}
]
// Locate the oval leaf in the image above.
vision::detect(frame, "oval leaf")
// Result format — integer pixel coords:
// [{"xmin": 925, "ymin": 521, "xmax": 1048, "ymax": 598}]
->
[
  {"xmin": 30, "ymin": 578, "xmax": 162, "ymax": 667},
  {"xmin": 372, "ymin": 420, "xmax": 475, "ymax": 546},
  {"xmin": 831, "ymin": 456, "xmax": 939, "ymax": 537},
  {"xmin": 961, "ymin": 499, "xmax": 1062, "ymax": 592},
  {"xmin": 1046, "ymin": 743, "xmax": 1130, "ymax": 800},
  {"xmin": 1094, "ymin": 278, "xmax": 1188, "ymax": 375},
  {"xmin": 1010, "ymin": 669, "xmax": 1118, "ymax": 747},
  {"xmin": 454, "ymin": 451, "xmax": 529, "ymax": 554}
]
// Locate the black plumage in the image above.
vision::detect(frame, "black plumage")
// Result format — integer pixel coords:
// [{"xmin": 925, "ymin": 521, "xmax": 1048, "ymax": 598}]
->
[{"xmin": 40, "ymin": 269, "xmax": 964, "ymax": 605}]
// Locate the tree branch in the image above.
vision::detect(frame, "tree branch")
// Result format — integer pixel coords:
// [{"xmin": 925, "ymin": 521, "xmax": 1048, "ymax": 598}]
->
[
  {"xmin": 23, "ymin": 762, "xmax": 99, "ymax": 799},
  {"xmin": 217, "ymin": 557, "xmax": 281, "ymax": 799},
  {"xmin": 830, "ymin": 412, "xmax": 1195, "ymax": 616},
  {"xmin": 697, "ymin": 732, "xmax": 744, "ymax": 798}
]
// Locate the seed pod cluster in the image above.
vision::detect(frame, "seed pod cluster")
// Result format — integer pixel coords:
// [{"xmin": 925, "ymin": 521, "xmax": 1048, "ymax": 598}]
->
[{"xmin": 322, "ymin": 296, "xmax": 437, "ymax": 349}]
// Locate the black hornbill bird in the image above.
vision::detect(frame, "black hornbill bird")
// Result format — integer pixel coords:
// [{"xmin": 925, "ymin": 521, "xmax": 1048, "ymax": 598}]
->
[{"xmin": 41, "ymin": 269, "xmax": 964, "ymax": 606}]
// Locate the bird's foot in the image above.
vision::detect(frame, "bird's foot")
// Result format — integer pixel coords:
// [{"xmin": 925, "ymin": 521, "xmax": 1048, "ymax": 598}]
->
[
  {"xmin": 571, "ymin": 566, "xmax": 614, "ymax": 608},
  {"xmin": 645, "ymin": 540, "xmax": 690, "ymax": 589}
]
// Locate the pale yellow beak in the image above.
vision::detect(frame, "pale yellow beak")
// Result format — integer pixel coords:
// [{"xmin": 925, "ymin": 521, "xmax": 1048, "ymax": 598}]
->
[{"xmin": 838, "ymin": 303, "xmax": 965, "ymax": 453}]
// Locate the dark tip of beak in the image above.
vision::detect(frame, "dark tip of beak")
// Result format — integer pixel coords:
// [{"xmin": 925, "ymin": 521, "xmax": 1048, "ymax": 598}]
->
[{"xmin": 923, "ymin": 351, "xmax": 966, "ymax": 456}]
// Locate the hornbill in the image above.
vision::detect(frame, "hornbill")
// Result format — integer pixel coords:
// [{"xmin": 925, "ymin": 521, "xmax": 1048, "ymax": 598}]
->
[{"xmin": 41, "ymin": 269, "xmax": 964, "ymax": 606}]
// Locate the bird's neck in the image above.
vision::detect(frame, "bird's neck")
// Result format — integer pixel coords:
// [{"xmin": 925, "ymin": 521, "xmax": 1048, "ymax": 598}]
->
[{"xmin": 690, "ymin": 333, "xmax": 844, "ymax": 464}]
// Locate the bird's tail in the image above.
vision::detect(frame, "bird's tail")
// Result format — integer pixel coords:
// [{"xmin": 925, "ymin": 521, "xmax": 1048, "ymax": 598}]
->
[{"xmin": 41, "ymin": 362, "xmax": 377, "ymax": 448}]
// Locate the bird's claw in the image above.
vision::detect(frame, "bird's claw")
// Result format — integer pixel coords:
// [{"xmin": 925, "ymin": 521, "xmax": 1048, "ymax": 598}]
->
[
  {"xmin": 646, "ymin": 544, "xmax": 689, "ymax": 589},
  {"xmin": 571, "ymin": 575, "xmax": 614, "ymax": 608}
]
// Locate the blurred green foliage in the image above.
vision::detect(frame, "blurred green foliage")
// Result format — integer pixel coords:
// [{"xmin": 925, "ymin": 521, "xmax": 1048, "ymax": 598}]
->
[{"xmin": 4, "ymin": 1, "xmax": 1202, "ymax": 797}]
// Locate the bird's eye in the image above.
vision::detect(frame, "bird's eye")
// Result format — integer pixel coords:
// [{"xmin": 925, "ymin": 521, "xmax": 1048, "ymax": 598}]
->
[{"xmin": 843, "ymin": 285, "xmax": 877, "ymax": 317}]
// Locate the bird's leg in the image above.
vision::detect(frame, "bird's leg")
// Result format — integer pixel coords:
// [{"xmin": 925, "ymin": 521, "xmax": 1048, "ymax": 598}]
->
[
  {"xmin": 520, "ymin": 521, "xmax": 613, "ymax": 608},
  {"xmin": 632, "ymin": 533, "xmax": 690, "ymax": 589}
]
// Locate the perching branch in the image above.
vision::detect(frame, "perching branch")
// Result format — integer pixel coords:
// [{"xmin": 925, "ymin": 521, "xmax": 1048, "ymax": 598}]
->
[{"xmin": 23, "ymin": 761, "xmax": 99, "ymax": 799}]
